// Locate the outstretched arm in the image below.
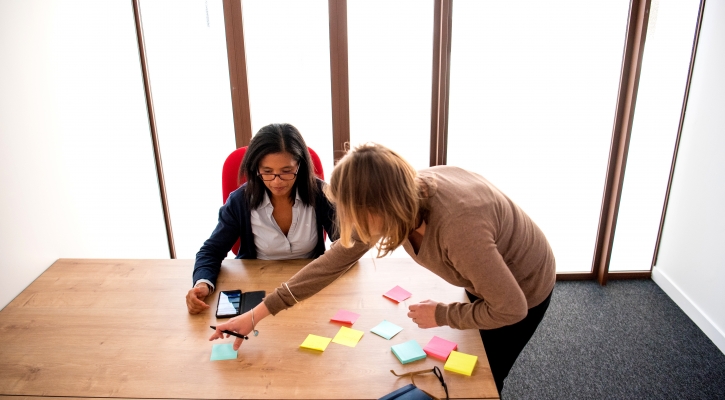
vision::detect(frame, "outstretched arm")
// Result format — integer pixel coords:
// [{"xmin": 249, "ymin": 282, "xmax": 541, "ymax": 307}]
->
[{"xmin": 263, "ymin": 233, "xmax": 373, "ymax": 315}]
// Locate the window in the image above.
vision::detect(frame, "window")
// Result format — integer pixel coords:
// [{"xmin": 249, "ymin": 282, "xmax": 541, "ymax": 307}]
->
[
  {"xmin": 610, "ymin": 0, "xmax": 701, "ymax": 271},
  {"xmin": 243, "ymin": 0, "xmax": 335, "ymax": 176},
  {"xmin": 447, "ymin": 0, "xmax": 630, "ymax": 272},
  {"xmin": 139, "ymin": 0, "xmax": 235, "ymax": 258},
  {"xmin": 347, "ymin": 0, "xmax": 433, "ymax": 170}
]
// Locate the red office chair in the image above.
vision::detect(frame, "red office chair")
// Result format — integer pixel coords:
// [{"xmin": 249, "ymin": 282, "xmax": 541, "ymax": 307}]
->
[{"xmin": 221, "ymin": 146, "xmax": 325, "ymax": 255}]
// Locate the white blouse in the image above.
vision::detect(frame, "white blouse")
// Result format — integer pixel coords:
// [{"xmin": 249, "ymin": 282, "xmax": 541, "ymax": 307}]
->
[{"xmin": 249, "ymin": 191, "xmax": 318, "ymax": 260}]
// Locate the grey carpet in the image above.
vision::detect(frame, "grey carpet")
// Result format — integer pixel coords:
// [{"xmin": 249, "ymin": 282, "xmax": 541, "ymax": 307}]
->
[{"xmin": 503, "ymin": 280, "xmax": 725, "ymax": 399}]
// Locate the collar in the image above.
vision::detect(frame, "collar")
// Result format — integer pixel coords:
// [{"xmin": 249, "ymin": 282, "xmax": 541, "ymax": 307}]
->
[{"xmin": 261, "ymin": 189, "xmax": 301, "ymax": 208}]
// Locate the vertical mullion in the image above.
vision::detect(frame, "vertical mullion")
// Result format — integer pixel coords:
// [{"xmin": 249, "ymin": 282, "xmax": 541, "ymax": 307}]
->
[
  {"xmin": 652, "ymin": 0, "xmax": 707, "ymax": 267},
  {"xmin": 329, "ymin": 0, "xmax": 350, "ymax": 164},
  {"xmin": 223, "ymin": 0, "xmax": 253, "ymax": 148},
  {"xmin": 593, "ymin": 0, "xmax": 651, "ymax": 285},
  {"xmin": 429, "ymin": 0, "xmax": 452, "ymax": 167},
  {"xmin": 132, "ymin": 0, "xmax": 176, "ymax": 259}
]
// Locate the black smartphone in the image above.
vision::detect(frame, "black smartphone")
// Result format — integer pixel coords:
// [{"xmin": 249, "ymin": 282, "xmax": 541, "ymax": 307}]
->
[
  {"xmin": 241, "ymin": 290, "xmax": 265, "ymax": 313},
  {"xmin": 216, "ymin": 290, "xmax": 242, "ymax": 318},
  {"xmin": 215, "ymin": 290, "xmax": 266, "ymax": 319}
]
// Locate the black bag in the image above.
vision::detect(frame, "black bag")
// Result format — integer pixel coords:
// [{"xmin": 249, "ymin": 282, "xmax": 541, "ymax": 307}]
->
[
  {"xmin": 379, "ymin": 383, "xmax": 433, "ymax": 400},
  {"xmin": 379, "ymin": 366, "xmax": 449, "ymax": 400}
]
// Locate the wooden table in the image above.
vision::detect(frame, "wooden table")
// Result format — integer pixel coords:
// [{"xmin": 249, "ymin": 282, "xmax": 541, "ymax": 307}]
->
[{"xmin": 0, "ymin": 258, "xmax": 499, "ymax": 399}]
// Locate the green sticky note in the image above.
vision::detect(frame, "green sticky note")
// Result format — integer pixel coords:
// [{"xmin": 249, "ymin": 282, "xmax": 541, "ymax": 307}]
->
[
  {"xmin": 444, "ymin": 350, "xmax": 478, "ymax": 376},
  {"xmin": 391, "ymin": 340, "xmax": 427, "ymax": 364},
  {"xmin": 370, "ymin": 320, "xmax": 403, "ymax": 340},
  {"xmin": 332, "ymin": 326, "xmax": 364, "ymax": 347},
  {"xmin": 210, "ymin": 343, "xmax": 238, "ymax": 361},
  {"xmin": 300, "ymin": 334, "xmax": 332, "ymax": 351}
]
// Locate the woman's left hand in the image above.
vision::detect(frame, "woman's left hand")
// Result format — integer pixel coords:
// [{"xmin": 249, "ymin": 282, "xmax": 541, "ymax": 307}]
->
[{"xmin": 407, "ymin": 299, "xmax": 439, "ymax": 329}]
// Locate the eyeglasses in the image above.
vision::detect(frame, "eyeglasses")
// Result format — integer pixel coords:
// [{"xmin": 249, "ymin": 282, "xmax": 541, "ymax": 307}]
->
[
  {"xmin": 390, "ymin": 366, "xmax": 449, "ymax": 400},
  {"xmin": 257, "ymin": 166, "xmax": 299, "ymax": 181}
]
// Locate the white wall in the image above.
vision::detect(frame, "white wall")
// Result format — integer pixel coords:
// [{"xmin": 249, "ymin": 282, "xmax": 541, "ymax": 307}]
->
[
  {"xmin": 0, "ymin": 1, "xmax": 169, "ymax": 310},
  {"xmin": 652, "ymin": 0, "xmax": 725, "ymax": 354}
]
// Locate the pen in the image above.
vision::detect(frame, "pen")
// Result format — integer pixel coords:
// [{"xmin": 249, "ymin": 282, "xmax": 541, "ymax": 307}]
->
[{"xmin": 210, "ymin": 325, "xmax": 248, "ymax": 340}]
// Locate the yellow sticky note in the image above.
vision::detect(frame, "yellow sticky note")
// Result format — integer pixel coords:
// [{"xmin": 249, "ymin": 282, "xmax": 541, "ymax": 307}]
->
[
  {"xmin": 444, "ymin": 350, "xmax": 478, "ymax": 376},
  {"xmin": 331, "ymin": 326, "xmax": 364, "ymax": 347},
  {"xmin": 300, "ymin": 334, "xmax": 332, "ymax": 351}
]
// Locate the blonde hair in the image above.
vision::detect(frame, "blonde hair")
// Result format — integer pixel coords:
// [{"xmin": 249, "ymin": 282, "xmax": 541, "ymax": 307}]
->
[{"xmin": 325, "ymin": 143, "xmax": 419, "ymax": 257}]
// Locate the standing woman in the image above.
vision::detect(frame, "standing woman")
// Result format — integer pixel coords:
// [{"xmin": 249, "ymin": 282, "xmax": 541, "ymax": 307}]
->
[
  {"xmin": 186, "ymin": 123, "xmax": 337, "ymax": 314},
  {"xmin": 211, "ymin": 143, "xmax": 555, "ymax": 395}
]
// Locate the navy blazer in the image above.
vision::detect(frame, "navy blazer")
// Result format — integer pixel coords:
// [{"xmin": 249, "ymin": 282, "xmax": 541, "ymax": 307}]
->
[{"xmin": 192, "ymin": 179, "xmax": 338, "ymax": 287}]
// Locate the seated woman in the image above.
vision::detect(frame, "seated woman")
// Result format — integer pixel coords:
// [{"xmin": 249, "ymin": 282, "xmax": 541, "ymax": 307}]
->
[{"xmin": 185, "ymin": 123, "xmax": 337, "ymax": 314}]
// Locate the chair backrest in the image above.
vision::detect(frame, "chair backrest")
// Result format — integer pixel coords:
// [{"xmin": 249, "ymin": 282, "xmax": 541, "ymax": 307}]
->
[{"xmin": 221, "ymin": 146, "xmax": 325, "ymax": 255}]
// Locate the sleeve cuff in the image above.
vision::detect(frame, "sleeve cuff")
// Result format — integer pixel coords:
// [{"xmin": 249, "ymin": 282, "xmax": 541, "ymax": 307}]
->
[
  {"xmin": 263, "ymin": 291, "xmax": 287, "ymax": 316},
  {"xmin": 434, "ymin": 302, "xmax": 449, "ymax": 327},
  {"xmin": 194, "ymin": 279, "xmax": 215, "ymax": 295}
]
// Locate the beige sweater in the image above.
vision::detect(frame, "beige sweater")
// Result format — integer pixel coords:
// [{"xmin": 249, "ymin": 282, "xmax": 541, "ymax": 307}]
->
[{"xmin": 263, "ymin": 166, "xmax": 556, "ymax": 330}]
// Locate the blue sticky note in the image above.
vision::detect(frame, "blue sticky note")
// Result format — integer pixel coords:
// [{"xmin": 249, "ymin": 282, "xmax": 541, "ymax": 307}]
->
[
  {"xmin": 371, "ymin": 320, "xmax": 403, "ymax": 340},
  {"xmin": 391, "ymin": 340, "xmax": 427, "ymax": 364},
  {"xmin": 210, "ymin": 343, "xmax": 238, "ymax": 361}
]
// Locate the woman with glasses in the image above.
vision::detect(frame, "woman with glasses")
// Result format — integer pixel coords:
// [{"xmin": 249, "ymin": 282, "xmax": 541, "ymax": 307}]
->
[
  {"xmin": 186, "ymin": 123, "xmax": 337, "ymax": 314},
  {"xmin": 210, "ymin": 142, "xmax": 555, "ymax": 396}
]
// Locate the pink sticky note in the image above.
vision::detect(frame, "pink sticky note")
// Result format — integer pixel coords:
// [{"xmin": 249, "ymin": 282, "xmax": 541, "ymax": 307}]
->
[
  {"xmin": 383, "ymin": 285, "xmax": 412, "ymax": 303},
  {"xmin": 330, "ymin": 309, "xmax": 360, "ymax": 325},
  {"xmin": 424, "ymin": 336, "xmax": 458, "ymax": 361}
]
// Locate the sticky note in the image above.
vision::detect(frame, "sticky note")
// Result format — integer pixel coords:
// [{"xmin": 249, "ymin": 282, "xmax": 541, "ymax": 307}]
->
[
  {"xmin": 391, "ymin": 340, "xmax": 427, "ymax": 364},
  {"xmin": 210, "ymin": 343, "xmax": 238, "ymax": 361},
  {"xmin": 383, "ymin": 285, "xmax": 412, "ymax": 303},
  {"xmin": 330, "ymin": 309, "xmax": 361, "ymax": 325},
  {"xmin": 332, "ymin": 326, "xmax": 364, "ymax": 347},
  {"xmin": 370, "ymin": 320, "xmax": 403, "ymax": 340},
  {"xmin": 444, "ymin": 350, "xmax": 478, "ymax": 376},
  {"xmin": 424, "ymin": 336, "xmax": 458, "ymax": 361},
  {"xmin": 300, "ymin": 334, "xmax": 332, "ymax": 351}
]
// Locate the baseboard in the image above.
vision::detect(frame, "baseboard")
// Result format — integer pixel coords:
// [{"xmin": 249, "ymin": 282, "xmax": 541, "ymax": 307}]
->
[{"xmin": 652, "ymin": 266, "xmax": 725, "ymax": 355}]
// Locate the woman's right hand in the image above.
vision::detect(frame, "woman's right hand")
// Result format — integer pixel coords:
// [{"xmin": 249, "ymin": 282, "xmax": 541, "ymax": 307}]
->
[
  {"xmin": 186, "ymin": 285, "xmax": 210, "ymax": 314},
  {"xmin": 209, "ymin": 303, "xmax": 271, "ymax": 350},
  {"xmin": 209, "ymin": 312, "xmax": 253, "ymax": 350}
]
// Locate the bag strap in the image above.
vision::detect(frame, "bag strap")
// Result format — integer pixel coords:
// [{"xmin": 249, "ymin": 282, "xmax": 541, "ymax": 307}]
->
[{"xmin": 390, "ymin": 366, "xmax": 449, "ymax": 400}]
